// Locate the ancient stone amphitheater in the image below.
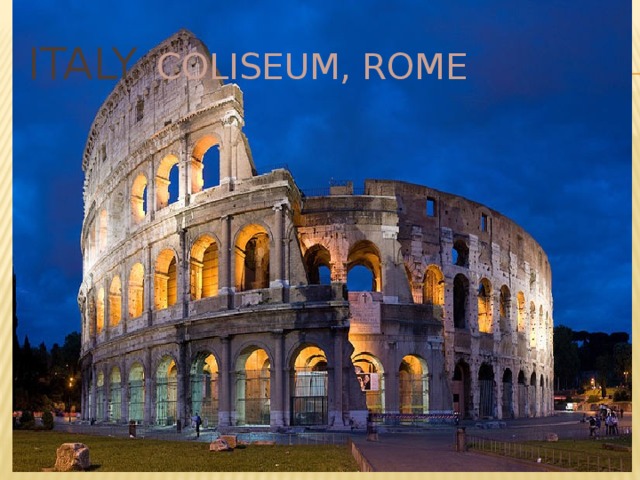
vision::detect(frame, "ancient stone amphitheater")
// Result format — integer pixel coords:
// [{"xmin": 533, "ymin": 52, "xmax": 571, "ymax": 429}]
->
[{"xmin": 78, "ymin": 31, "xmax": 553, "ymax": 430}]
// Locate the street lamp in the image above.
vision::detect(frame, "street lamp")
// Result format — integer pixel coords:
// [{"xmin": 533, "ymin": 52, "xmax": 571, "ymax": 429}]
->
[
  {"xmin": 623, "ymin": 371, "xmax": 628, "ymax": 386},
  {"xmin": 68, "ymin": 377, "xmax": 74, "ymax": 423}
]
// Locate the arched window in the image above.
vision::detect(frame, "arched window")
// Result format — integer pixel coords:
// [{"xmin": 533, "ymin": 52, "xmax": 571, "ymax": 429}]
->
[
  {"xmin": 156, "ymin": 154, "xmax": 179, "ymax": 209},
  {"xmin": 192, "ymin": 135, "xmax": 221, "ymax": 192},
  {"xmin": 477, "ymin": 278, "xmax": 492, "ymax": 333},
  {"xmin": 423, "ymin": 265, "xmax": 444, "ymax": 305},
  {"xmin": 128, "ymin": 263, "xmax": 144, "ymax": 318},
  {"xmin": 516, "ymin": 292, "xmax": 525, "ymax": 332},
  {"xmin": 190, "ymin": 235, "xmax": 219, "ymax": 299},
  {"xmin": 499, "ymin": 285, "xmax": 511, "ymax": 333},
  {"xmin": 131, "ymin": 174, "xmax": 148, "ymax": 222},
  {"xmin": 96, "ymin": 288, "xmax": 105, "ymax": 334},
  {"xmin": 453, "ymin": 274, "xmax": 469, "ymax": 329},
  {"xmin": 109, "ymin": 276, "xmax": 122, "ymax": 327},
  {"xmin": 304, "ymin": 244, "xmax": 332, "ymax": 285},
  {"xmin": 452, "ymin": 239, "xmax": 469, "ymax": 267},
  {"xmin": 347, "ymin": 240, "xmax": 382, "ymax": 292},
  {"xmin": 235, "ymin": 225, "xmax": 270, "ymax": 291},
  {"xmin": 155, "ymin": 249, "xmax": 178, "ymax": 310}
]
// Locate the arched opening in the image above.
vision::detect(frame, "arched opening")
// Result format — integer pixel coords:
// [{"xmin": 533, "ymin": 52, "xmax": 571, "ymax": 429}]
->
[
  {"xmin": 529, "ymin": 372, "xmax": 537, "ymax": 417},
  {"xmin": 96, "ymin": 288, "xmax": 105, "ymax": 334},
  {"xmin": 109, "ymin": 276, "xmax": 122, "ymax": 327},
  {"xmin": 128, "ymin": 263, "xmax": 144, "ymax": 318},
  {"xmin": 96, "ymin": 371, "xmax": 105, "ymax": 421},
  {"xmin": 477, "ymin": 278, "xmax": 492, "ymax": 333},
  {"xmin": 502, "ymin": 369, "xmax": 513, "ymax": 419},
  {"xmin": 304, "ymin": 244, "xmax": 332, "ymax": 285},
  {"xmin": 128, "ymin": 363, "xmax": 145, "ymax": 423},
  {"xmin": 352, "ymin": 352, "xmax": 385, "ymax": 413},
  {"xmin": 235, "ymin": 225, "xmax": 270, "ymax": 291},
  {"xmin": 190, "ymin": 353, "xmax": 219, "ymax": 427},
  {"xmin": 156, "ymin": 154, "xmax": 180, "ymax": 209},
  {"xmin": 452, "ymin": 239, "xmax": 469, "ymax": 267},
  {"xmin": 423, "ymin": 265, "xmax": 444, "ymax": 306},
  {"xmin": 99, "ymin": 209, "xmax": 108, "ymax": 251},
  {"xmin": 516, "ymin": 292, "xmax": 525, "ymax": 332},
  {"xmin": 190, "ymin": 235, "xmax": 219, "ymax": 299},
  {"xmin": 499, "ymin": 285, "xmax": 511, "ymax": 333},
  {"xmin": 517, "ymin": 370, "xmax": 527, "ymax": 418},
  {"xmin": 399, "ymin": 355, "xmax": 429, "ymax": 414},
  {"xmin": 131, "ymin": 174, "xmax": 148, "ymax": 222},
  {"xmin": 108, "ymin": 366, "xmax": 122, "ymax": 422},
  {"xmin": 156, "ymin": 356, "xmax": 178, "ymax": 425},
  {"xmin": 452, "ymin": 360, "xmax": 471, "ymax": 418},
  {"xmin": 192, "ymin": 135, "xmax": 221, "ymax": 193},
  {"xmin": 478, "ymin": 363, "xmax": 495, "ymax": 418},
  {"xmin": 291, "ymin": 346, "xmax": 328, "ymax": 426},
  {"xmin": 155, "ymin": 249, "xmax": 178, "ymax": 310},
  {"xmin": 235, "ymin": 348, "xmax": 270, "ymax": 426},
  {"xmin": 347, "ymin": 240, "xmax": 382, "ymax": 292},
  {"xmin": 453, "ymin": 274, "xmax": 469, "ymax": 329}
]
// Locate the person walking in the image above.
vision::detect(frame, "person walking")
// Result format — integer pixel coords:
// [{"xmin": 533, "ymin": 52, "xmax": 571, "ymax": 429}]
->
[{"xmin": 194, "ymin": 413, "xmax": 202, "ymax": 438}]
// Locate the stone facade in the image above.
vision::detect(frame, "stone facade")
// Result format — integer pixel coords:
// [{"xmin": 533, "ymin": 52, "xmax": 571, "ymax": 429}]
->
[{"xmin": 78, "ymin": 30, "xmax": 553, "ymax": 431}]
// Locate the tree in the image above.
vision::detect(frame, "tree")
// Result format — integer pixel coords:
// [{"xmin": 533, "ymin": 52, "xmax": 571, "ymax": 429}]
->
[{"xmin": 553, "ymin": 325, "xmax": 580, "ymax": 390}]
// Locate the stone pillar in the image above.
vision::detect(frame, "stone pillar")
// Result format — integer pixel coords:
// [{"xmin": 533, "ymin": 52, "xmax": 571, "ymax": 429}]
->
[
  {"xmin": 385, "ymin": 341, "xmax": 399, "ymax": 414},
  {"xmin": 178, "ymin": 341, "xmax": 188, "ymax": 426},
  {"xmin": 179, "ymin": 228, "xmax": 189, "ymax": 318},
  {"xmin": 470, "ymin": 363, "xmax": 479, "ymax": 419},
  {"xmin": 495, "ymin": 374, "xmax": 503, "ymax": 420},
  {"xmin": 220, "ymin": 120, "xmax": 234, "ymax": 185},
  {"xmin": 218, "ymin": 215, "xmax": 234, "ymax": 308},
  {"xmin": 144, "ymin": 349, "xmax": 153, "ymax": 425},
  {"xmin": 120, "ymin": 357, "xmax": 128, "ymax": 422},
  {"xmin": 270, "ymin": 203, "xmax": 287, "ymax": 288},
  {"xmin": 148, "ymin": 155, "xmax": 156, "ymax": 217},
  {"xmin": 145, "ymin": 246, "xmax": 153, "ymax": 327},
  {"xmin": 270, "ymin": 331, "xmax": 285, "ymax": 428},
  {"xmin": 331, "ymin": 329, "xmax": 345, "ymax": 425},
  {"xmin": 218, "ymin": 336, "xmax": 231, "ymax": 427},
  {"xmin": 179, "ymin": 135, "xmax": 189, "ymax": 204}
]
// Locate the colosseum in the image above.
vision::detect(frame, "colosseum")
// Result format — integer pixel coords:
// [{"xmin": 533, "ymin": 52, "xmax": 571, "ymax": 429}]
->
[{"xmin": 78, "ymin": 30, "xmax": 554, "ymax": 431}]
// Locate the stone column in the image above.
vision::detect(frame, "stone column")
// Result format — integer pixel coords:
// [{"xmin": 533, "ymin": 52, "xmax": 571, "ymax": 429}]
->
[
  {"xmin": 145, "ymin": 246, "xmax": 153, "ymax": 327},
  {"xmin": 270, "ymin": 330, "xmax": 285, "ymax": 428},
  {"xmin": 178, "ymin": 340, "xmax": 188, "ymax": 426},
  {"xmin": 385, "ymin": 341, "xmax": 399, "ymax": 414},
  {"xmin": 144, "ymin": 348, "xmax": 153, "ymax": 425},
  {"xmin": 270, "ymin": 203, "xmax": 288, "ymax": 288},
  {"xmin": 218, "ymin": 215, "xmax": 234, "ymax": 308},
  {"xmin": 470, "ymin": 363, "xmax": 479, "ymax": 419},
  {"xmin": 330, "ymin": 329, "xmax": 345, "ymax": 425},
  {"xmin": 179, "ymin": 227, "xmax": 189, "ymax": 318},
  {"xmin": 218, "ymin": 336, "xmax": 231, "ymax": 427},
  {"xmin": 120, "ymin": 357, "xmax": 128, "ymax": 422}
]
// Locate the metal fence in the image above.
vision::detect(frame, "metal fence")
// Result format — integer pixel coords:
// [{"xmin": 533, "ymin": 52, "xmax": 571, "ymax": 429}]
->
[{"xmin": 466, "ymin": 434, "xmax": 631, "ymax": 472}]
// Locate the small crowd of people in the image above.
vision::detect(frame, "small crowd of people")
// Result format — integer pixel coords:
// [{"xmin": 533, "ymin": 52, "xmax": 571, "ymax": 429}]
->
[{"xmin": 584, "ymin": 406, "xmax": 620, "ymax": 438}]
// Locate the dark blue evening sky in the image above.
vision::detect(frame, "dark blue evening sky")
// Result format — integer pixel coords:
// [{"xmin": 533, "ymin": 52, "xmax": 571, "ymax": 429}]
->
[{"xmin": 13, "ymin": 1, "xmax": 630, "ymax": 348}]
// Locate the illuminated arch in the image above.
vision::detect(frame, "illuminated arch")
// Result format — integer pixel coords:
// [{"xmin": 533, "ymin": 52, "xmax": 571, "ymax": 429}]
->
[
  {"xmin": 190, "ymin": 235, "xmax": 219, "ymax": 299},
  {"xmin": 156, "ymin": 154, "xmax": 179, "ymax": 209},
  {"xmin": 477, "ymin": 278, "xmax": 492, "ymax": 333},
  {"xmin": 291, "ymin": 345, "xmax": 328, "ymax": 425},
  {"xmin": 423, "ymin": 265, "xmax": 444, "ymax": 305},
  {"xmin": 516, "ymin": 292, "xmax": 525, "ymax": 332},
  {"xmin": 98, "ymin": 209, "xmax": 108, "ymax": 251},
  {"xmin": 235, "ymin": 224, "xmax": 270, "ymax": 291},
  {"xmin": 131, "ymin": 174, "xmax": 148, "ymax": 222},
  {"xmin": 191, "ymin": 135, "xmax": 221, "ymax": 193},
  {"xmin": 156, "ymin": 356, "xmax": 178, "ymax": 425},
  {"xmin": 109, "ymin": 366, "xmax": 122, "ymax": 422},
  {"xmin": 190, "ymin": 352, "xmax": 219, "ymax": 426},
  {"xmin": 304, "ymin": 244, "xmax": 332, "ymax": 285},
  {"xmin": 352, "ymin": 352, "xmax": 385, "ymax": 413},
  {"xmin": 155, "ymin": 249, "xmax": 178, "ymax": 309},
  {"xmin": 128, "ymin": 362, "xmax": 145, "ymax": 422},
  {"xmin": 235, "ymin": 347, "xmax": 270, "ymax": 426},
  {"xmin": 399, "ymin": 355, "xmax": 429, "ymax": 414},
  {"xmin": 96, "ymin": 287, "xmax": 105, "ymax": 334},
  {"xmin": 499, "ymin": 285, "xmax": 511, "ymax": 333},
  {"xmin": 347, "ymin": 240, "xmax": 382, "ymax": 292},
  {"xmin": 109, "ymin": 276, "xmax": 122, "ymax": 327}
]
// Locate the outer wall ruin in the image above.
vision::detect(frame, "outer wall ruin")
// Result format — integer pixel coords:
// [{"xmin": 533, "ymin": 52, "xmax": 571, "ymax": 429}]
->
[{"xmin": 78, "ymin": 31, "xmax": 553, "ymax": 431}]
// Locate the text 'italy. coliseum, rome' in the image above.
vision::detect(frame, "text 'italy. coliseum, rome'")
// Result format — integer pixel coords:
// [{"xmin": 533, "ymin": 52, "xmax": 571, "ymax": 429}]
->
[{"xmin": 78, "ymin": 30, "xmax": 553, "ymax": 431}]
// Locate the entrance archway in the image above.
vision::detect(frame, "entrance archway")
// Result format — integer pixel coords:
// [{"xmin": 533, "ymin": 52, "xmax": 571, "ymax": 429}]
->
[
  {"xmin": 156, "ymin": 356, "xmax": 178, "ymax": 425},
  {"xmin": 128, "ymin": 362, "xmax": 145, "ymax": 422},
  {"xmin": 478, "ymin": 363, "xmax": 495, "ymax": 418},
  {"xmin": 291, "ymin": 346, "xmax": 328, "ymax": 426},
  {"xmin": 235, "ymin": 348, "xmax": 270, "ymax": 425},
  {"xmin": 452, "ymin": 360, "xmax": 471, "ymax": 418},
  {"xmin": 190, "ymin": 353, "xmax": 219, "ymax": 427},
  {"xmin": 502, "ymin": 369, "xmax": 513, "ymax": 419},
  {"xmin": 352, "ymin": 352, "xmax": 385, "ymax": 413},
  {"xmin": 399, "ymin": 355, "xmax": 429, "ymax": 414}
]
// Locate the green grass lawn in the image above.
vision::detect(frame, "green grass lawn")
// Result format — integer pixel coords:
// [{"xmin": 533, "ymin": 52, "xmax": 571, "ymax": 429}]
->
[
  {"xmin": 13, "ymin": 431, "xmax": 359, "ymax": 472},
  {"xmin": 469, "ymin": 436, "xmax": 632, "ymax": 472}
]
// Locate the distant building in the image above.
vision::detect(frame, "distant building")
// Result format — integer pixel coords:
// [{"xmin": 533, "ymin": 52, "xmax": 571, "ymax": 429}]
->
[{"xmin": 78, "ymin": 30, "xmax": 553, "ymax": 430}]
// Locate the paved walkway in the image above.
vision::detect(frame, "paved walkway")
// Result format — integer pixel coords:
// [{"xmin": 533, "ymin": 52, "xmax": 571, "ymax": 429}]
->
[{"xmin": 351, "ymin": 430, "xmax": 554, "ymax": 472}]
